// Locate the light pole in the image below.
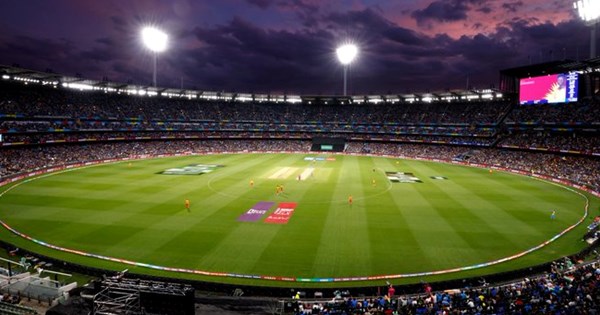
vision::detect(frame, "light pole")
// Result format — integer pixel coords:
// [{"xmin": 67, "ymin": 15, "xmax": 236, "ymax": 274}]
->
[
  {"xmin": 336, "ymin": 43, "xmax": 358, "ymax": 96},
  {"xmin": 141, "ymin": 27, "xmax": 168, "ymax": 87},
  {"xmin": 574, "ymin": 0, "xmax": 600, "ymax": 58}
]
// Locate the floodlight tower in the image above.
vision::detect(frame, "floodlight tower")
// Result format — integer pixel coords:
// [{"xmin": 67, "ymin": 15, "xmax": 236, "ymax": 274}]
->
[
  {"xmin": 574, "ymin": 0, "xmax": 600, "ymax": 58},
  {"xmin": 141, "ymin": 27, "xmax": 168, "ymax": 87},
  {"xmin": 336, "ymin": 43, "xmax": 358, "ymax": 96}
]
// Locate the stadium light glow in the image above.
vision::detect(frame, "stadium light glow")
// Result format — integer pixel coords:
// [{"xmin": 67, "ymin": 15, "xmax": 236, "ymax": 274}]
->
[
  {"xmin": 141, "ymin": 27, "xmax": 168, "ymax": 53},
  {"xmin": 141, "ymin": 27, "xmax": 168, "ymax": 87},
  {"xmin": 336, "ymin": 44, "xmax": 358, "ymax": 65},
  {"xmin": 286, "ymin": 98, "xmax": 302, "ymax": 104},
  {"xmin": 63, "ymin": 82, "xmax": 94, "ymax": 91},
  {"xmin": 574, "ymin": 0, "xmax": 600, "ymax": 22},
  {"xmin": 574, "ymin": 0, "xmax": 600, "ymax": 58},
  {"xmin": 336, "ymin": 43, "xmax": 358, "ymax": 96}
]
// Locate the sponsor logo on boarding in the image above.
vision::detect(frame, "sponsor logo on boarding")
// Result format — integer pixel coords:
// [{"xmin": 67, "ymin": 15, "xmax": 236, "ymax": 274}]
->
[
  {"xmin": 159, "ymin": 164, "xmax": 223, "ymax": 175},
  {"xmin": 386, "ymin": 171, "xmax": 422, "ymax": 183},
  {"xmin": 304, "ymin": 156, "xmax": 336, "ymax": 161},
  {"xmin": 304, "ymin": 157, "xmax": 324, "ymax": 161}
]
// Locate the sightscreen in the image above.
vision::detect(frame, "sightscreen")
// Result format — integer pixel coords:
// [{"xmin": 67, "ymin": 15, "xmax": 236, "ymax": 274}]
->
[
  {"xmin": 311, "ymin": 137, "xmax": 346, "ymax": 152},
  {"xmin": 519, "ymin": 72, "xmax": 578, "ymax": 105}
]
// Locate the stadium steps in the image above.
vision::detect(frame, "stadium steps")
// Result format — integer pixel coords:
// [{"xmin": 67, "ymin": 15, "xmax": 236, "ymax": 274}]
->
[
  {"xmin": 0, "ymin": 301, "xmax": 39, "ymax": 315},
  {"xmin": 497, "ymin": 102, "xmax": 517, "ymax": 126},
  {"xmin": 490, "ymin": 135, "xmax": 506, "ymax": 147},
  {"xmin": 488, "ymin": 103, "xmax": 517, "ymax": 148}
]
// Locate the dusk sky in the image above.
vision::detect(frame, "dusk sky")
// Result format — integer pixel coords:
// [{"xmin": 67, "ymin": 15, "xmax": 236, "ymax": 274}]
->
[{"xmin": 0, "ymin": 0, "xmax": 593, "ymax": 95}]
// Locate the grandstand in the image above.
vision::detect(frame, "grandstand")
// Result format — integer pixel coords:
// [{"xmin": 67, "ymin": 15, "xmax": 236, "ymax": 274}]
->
[
  {"xmin": 1, "ymin": 61, "xmax": 598, "ymax": 190},
  {"xmin": 0, "ymin": 59, "xmax": 599, "ymax": 315},
  {"xmin": 0, "ymin": 301, "xmax": 38, "ymax": 315}
]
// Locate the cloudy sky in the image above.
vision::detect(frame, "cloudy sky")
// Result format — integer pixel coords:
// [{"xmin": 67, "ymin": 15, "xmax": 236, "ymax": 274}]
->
[{"xmin": 0, "ymin": 0, "xmax": 593, "ymax": 94}]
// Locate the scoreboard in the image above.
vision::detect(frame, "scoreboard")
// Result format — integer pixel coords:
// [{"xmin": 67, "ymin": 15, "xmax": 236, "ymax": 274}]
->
[{"xmin": 519, "ymin": 72, "xmax": 578, "ymax": 105}]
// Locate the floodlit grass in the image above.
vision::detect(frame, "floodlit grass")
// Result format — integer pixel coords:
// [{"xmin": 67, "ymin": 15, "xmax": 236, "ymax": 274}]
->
[{"xmin": 0, "ymin": 153, "xmax": 597, "ymax": 287}]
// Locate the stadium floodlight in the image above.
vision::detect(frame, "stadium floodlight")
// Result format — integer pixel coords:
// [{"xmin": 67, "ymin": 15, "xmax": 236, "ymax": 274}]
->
[
  {"xmin": 336, "ymin": 43, "xmax": 358, "ymax": 96},
  {"xmin": 142, "ymin": 27, "xmax": 168, "ymax": 53},
  {"xmin": 574, "ymin": 0, "xmax": 600, "ymax": 23},
  {"xmin": 141, "ymin": 27, "xmax": 168, "ymax": 87},
  {"xmin": 336, "ymin": 44, "xmax": 358, "ymax": 65},
  {"xmin": 574, "ymin": 0, "xmax": 600, "ymax": 58}
]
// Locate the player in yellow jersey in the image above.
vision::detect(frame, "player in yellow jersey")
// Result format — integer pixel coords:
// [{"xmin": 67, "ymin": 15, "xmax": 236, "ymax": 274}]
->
[{"xmin": 185, "ymin": 199, "xmax": 190, "ymax": 212}]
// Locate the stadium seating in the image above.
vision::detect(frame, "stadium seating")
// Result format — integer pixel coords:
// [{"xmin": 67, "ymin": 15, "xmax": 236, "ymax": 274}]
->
[
  {"xmin": 1, "ymin": 78, "xmax": 599, "ymax": 191},
  {"xmin": 286, "ymin": 258, "xmax": 600, "ymax": 314},
  {"xmin": 1, "ymin": 77, "xmax": 600, "ymax": 314},
  {"xmin": 0, "ymin": 301, "xmax": 38, "ymax": 315}
]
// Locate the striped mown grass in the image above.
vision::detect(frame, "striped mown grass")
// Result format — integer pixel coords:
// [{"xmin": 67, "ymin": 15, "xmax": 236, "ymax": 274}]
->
[{"xmin": 0, "ymin": 153, "xmax": 596, "ymax": 287}]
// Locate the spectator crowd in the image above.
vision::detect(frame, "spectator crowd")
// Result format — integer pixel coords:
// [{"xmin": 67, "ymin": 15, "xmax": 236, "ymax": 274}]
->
[
  {"xmin": 0, "ymin": 75, "xmax": 599, "ymax": 315},
  {"xmin": 2, "ymin": 80, "xmax": 600, "ymax": 155},
  {"xmin": 291, "ymin": 258, "xmax": 600, "ymax": 314},
  {"xmin": 0, "ymin": 81, "xmax": 511, "ymax": 124},
  {"xmin": 1, "ymin": 140, "xmax": 598, "ymax": 192}
]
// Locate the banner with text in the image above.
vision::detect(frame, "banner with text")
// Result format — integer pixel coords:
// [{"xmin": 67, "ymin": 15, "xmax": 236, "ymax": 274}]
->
[
  {"xmin": 264, "ymin": 202, "xmax": 298, "ymax": 224},
  {"xmin": 238, "ymin": 201, "xmax": 275, "ymax": 222}
]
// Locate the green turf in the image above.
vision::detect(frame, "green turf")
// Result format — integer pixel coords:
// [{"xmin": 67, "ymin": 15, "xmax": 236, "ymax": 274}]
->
[{"xmin": 0, "ymin": 153, "xmax": 597, "ymax": 287}]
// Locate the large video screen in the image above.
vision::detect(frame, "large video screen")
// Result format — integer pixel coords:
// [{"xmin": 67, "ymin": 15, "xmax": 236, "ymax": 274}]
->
[{"xmin": 519, "ymin": 72, "xmax": 578, "ymax": 105}]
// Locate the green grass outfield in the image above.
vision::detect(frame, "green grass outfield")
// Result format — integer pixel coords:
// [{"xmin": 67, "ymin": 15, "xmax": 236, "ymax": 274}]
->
[{"xmin": 0, "ymin": 153, "xmax": 598, "ymax": 288}]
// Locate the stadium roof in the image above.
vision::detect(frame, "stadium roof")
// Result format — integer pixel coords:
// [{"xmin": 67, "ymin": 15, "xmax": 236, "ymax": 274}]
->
[
  {"xmin": 500, "ymin": 57, "xmax": 600, "ymax": 78},
  {"xmin": 0, "ymin": 64, "xmax": 505, "ymax": 104}
]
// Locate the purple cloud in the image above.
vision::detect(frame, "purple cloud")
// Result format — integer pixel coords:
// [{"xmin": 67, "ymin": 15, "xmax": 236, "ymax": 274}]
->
[{"xmin": 0, "ymin": 1, "xmax": 589, "ymax": 94}]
